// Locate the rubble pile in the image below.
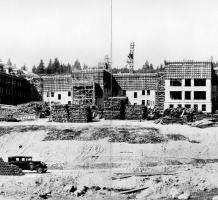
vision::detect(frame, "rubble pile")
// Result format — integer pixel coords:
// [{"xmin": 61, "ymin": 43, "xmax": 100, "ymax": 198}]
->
[
  {"xmin": 51, "ymin": 105, "xmax": 68, "ymax": 122},
  {"xmin": 68, "ymin": 105, "xmax": 92, "ymax": 123},
  {"xmin": 104, "ymin": 97, "xmax": 128, "ymax": 120},
  {"xmin": 0, "ymin": 157, "xmax": 23, "ymax": 176},
  {"xmin": 125, "ymin": 105, "xmax": 147, "ymax": 120}
]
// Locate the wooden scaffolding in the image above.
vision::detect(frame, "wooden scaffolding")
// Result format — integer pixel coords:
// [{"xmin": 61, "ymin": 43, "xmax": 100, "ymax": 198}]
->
[
  {"xmin": 156, "ymin": 72, "xmax": 165, "ymax": 112},
  {"xmin": 113, "ymin": 73, "xmax": 158, "ymax": 91},
  {"xmin": 72, "ymin": 81, "xmax": 95, "ymax": 106}
]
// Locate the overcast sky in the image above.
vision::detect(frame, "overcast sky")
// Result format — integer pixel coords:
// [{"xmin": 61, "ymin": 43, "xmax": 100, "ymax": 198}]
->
[{"xmin": 0, "ymin": 0, "xmax": 218, "ymax": 70}]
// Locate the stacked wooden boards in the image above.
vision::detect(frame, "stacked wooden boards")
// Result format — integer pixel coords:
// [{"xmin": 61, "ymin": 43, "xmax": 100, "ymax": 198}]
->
[{"xmin": 0, "ymin": 158, "xmax": 23, "ymax": 176}]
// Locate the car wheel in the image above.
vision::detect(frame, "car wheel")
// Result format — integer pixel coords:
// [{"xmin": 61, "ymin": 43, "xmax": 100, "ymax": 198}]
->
[{"xmin": 37, "ymin": 167, "xmax": 43, "ymax": 173}]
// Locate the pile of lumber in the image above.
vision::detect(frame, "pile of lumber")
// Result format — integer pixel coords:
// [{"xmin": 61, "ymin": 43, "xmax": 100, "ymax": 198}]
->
[
  {"xmin": 125, "ymin": 105, "xmax": 147, "ymax": 120},
  {"xmin": 0, "ymin": 157, "xmax": 23, "ymax": 176},
  {"xmin": 51, "ymin": 104, "xmax": 92, "ymax": 123},
  {"xmin": 68, "ymin": 105, "xmax": 92, "ymax": 123},
  {"xmin": 51, "ymin": 105, "xmax": 68, "ymax": 122},
  {"xmin": 104, "ymin": 97, "xmax": 128, "ymax": 120}
]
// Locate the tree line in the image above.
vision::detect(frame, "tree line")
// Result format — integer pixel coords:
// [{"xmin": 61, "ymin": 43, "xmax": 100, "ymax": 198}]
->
[
  {"xmin": 32, "ymin": 58, "xmax": 164, "ymax": 75},
  {"xmin": 111, "ymin": 60, "xmax": 164, "ymax": 74},
  {"xmin": 32, "ymin": 58, "xmax": 84, "ymax": 74}
]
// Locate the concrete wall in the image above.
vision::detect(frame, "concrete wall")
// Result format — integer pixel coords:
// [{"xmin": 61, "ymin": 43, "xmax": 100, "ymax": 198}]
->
[
  {"xmin": 164, "ymin": 79, "xmax": 212, "ymax": 113},
  {"xmin": 125, "ymin": 90, "xmax": 156, "ymax": 107},
  {"xmin": 43, "ymin": 91, "xmax": 72, "ymax": 105}
]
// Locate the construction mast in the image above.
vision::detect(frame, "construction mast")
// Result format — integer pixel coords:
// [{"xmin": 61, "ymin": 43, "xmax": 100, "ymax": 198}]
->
[{"xmin": 127, "ymin": 42, "xmax": 135, "ymax": 73}]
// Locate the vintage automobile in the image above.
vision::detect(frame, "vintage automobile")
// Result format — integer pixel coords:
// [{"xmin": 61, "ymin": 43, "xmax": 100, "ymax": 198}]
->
[{"xmin": 8, "ymin": 156, "xmax": 47, "ymax": 173}]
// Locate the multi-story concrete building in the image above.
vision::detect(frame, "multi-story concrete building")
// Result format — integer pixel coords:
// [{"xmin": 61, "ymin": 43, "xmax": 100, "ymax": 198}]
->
[
  {"xmin": 164, "ymin": 61, "xmax": 213, "ymax": 113},
  {"xmin": 0, "ymin": 71, "xmax": 41, "ymax": 105},
  {"xmin": 42, "ymin": 74, "xmax": 73, "ymax": 105},
  {"xmin": 41, "ymin": 69, "xmax": 121, "ymax": 107},
  {"xmin": 113, "ymin": 73, "xmax": 158, "ymax": 108}
]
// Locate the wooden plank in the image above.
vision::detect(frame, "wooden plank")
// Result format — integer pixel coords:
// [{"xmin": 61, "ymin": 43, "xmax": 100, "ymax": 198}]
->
[{"xmin": 119, "ymin": 186, "xmax": 149, "ymax": 194}]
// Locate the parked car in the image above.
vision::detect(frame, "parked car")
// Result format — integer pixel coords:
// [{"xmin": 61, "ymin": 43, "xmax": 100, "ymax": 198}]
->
[{"xmin": 8, "ymin": 156, "xmax": 47, "ymax": 173}]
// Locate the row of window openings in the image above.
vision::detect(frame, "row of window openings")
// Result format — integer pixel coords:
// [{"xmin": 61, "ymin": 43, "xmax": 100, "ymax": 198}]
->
[
  {"xmin": 170, "ymin": 91, "xmax": 206, "ymax": 100},
  {"xmin": 47, "ymin": 92, "xmax": 71, "ymax": 98},
  {"xmin": 170, "ymin": 79, "xmax": 206, "ymax": 87},
  {"xmin": 169, "ymin": 104, "xmax": 206, "ymax": 111},
  {"xmin": 141, "ymin": 100, "xmax": 153, "ymax": 106},
  {"xmin": 133, "ymin": 100, "xmax": 152, "ymax": 106},
  {"xmin": 131, "ymin": 90, "xmax": 150, "ymax": 98}
]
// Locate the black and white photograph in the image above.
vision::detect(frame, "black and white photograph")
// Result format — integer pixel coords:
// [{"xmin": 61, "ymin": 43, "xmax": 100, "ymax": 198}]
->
[{"xmin": 0, "ymin": 0, "xmax": 218, "ymax": 199}]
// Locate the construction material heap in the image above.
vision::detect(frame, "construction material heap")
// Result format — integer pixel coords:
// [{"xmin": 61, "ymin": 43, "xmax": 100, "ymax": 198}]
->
[
  {"xmin": 104, "ymin": 97, "xmax": 128, "ymax": 120},
  {"xmin": 125, "ymin": 105, "xmax": 147, "ymax": 120},
  {"xmin": 0, "ymin": 102, "xmax": 50, "ymax": 121},
  {"xmin": 68, "ymin": 104, "xmax": 92, "ymax": 123},
  {"xmin": 154, "ymin": 107, "xmax": 197, "ymax": 125},
  {"xmin": 51, "ymin": 105, "xmax": 68, "ymax": 122},
  {"xmin": 51, "ymin": 104, "xmax": 92, "ymax": 123},
  {"xmin": 16, "ymin": 102, "xmax": 50, "ymax": 118},
  {"xmin": 0, "ymin": 158, "xmax": 23, "ymax": 176}
]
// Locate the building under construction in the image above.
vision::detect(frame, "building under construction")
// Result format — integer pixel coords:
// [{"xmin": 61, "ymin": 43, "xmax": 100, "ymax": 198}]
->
[
  {"xmin": 0, "ymin": 71, "xmax": 41, "ymax": 105},
  {"xmin": 164, "ymin": 61, "xmax": 213, "ymax": 113},
  {"xmin": 40, "ymin": 69, "xmax": 121, "ymax": 107},
  {"xmin": 113, "ymin": 72, "xmax": 163, "ymax": 108}
]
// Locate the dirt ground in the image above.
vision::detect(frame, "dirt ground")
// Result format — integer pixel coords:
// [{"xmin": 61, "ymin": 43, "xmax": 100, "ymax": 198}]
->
[{"xmin": 1, "ymin": 119, "xmax": 218, "ymax": 199}]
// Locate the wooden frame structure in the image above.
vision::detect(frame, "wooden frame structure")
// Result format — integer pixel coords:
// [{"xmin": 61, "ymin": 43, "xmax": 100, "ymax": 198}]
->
[{"xmin": 72, "ymin": 81, "xmax": 95, "ymax": 106}]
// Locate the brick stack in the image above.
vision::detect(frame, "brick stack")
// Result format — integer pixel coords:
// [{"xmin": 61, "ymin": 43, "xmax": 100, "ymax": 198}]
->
[
  {"xmin": 68, "ymin": 105, "xmax": 92, "ymax": 123},
  {"xmin": 104, "ymin": 97, "xmax": 128, "ymax": 120},
  {"xmin": 125, "ymin": 105, "xmax": 147, "ymax": 120},
  {"xmin": 51, "ymin": 105, "xmax": 68, "ymax": 122},
  {"xmin": 0, "ymin": 158, "xmax": 23, "ymax": 176}
]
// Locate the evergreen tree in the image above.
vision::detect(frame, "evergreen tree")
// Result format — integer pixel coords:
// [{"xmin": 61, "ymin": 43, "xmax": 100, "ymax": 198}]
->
[
  {"xmin": 7, "ymin": 58, "xmax": 12, "ymax": 66},
  {"xmin": 21, "ymin": 65, "xmax": 27, "ymax": 71},
  {"xmin": 67, "ymin": 63, "xmax": 72, "ymax": 73},
  {"xmin": 46, "ymin": 59, "xmax": 53, "ymax": 74},
  {"xmin": 73, "ymin": 60, "xmax": 81, "ymax": 71},
  {"xmin": 36, "ymin": 59, "xmax": 45, "ymax": 74},
  {"xmin": 32, "ymin": 65, "xmax": 36, "ymax": 73},
  {"xmin": 53, "ymin": 58, "xmax": 61, "ymax": 73}
]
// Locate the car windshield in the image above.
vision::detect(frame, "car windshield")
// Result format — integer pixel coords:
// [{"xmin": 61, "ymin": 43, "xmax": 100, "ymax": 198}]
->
[{"xmin": 26, "ymin": 157, "xmax": 32, "ymax": 161}]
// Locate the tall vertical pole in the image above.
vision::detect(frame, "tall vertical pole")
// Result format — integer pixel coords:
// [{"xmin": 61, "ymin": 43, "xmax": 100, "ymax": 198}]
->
[{"xmin": 109, "ymin": 0, "xmax": 113, "ymax": 194}]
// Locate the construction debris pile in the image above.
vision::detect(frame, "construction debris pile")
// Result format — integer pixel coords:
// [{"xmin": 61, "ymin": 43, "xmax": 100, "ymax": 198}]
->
[
  {"xmin": 155, "ymin": 107, "xmax": 197, "ymax": 125},
  {"xmin": 104, "ymin": 97, "xmax": 128, "ymax": 120},
  {"xmin": 0, "ymin": 102, "xmax": 50, "ymax": 121},
  {"xmin": 16, "ymin": 102, "xmax": 50, "ymax": 118},
  {"xmin": 125, "ymin": 105, "xmax": 147, "ymax": 120},
  {"xmin": 51, "ymin": 104, "xmax": 92, "ymax": 123},
  {"xmin": 147, "ymin": 106, "xmax": 161, "ymax": 120},
  {"xmin": 0, "ymin": 157, "xmax": 23, "ymax": 176},
  {"xmin": 68, "ymin": 105, "xmax": 92, "ymax": 123}
]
